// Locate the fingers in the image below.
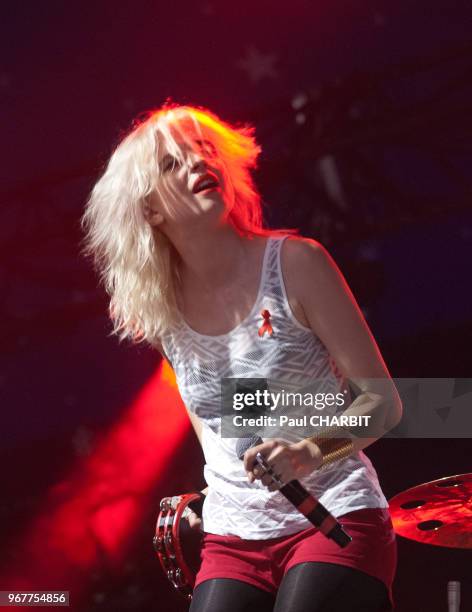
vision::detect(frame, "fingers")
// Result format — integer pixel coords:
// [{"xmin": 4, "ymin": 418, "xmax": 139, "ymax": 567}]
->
[
  {"xmin": 252, "ymin": 463, "xmax": 266, "ymax": 479},
  {"xmin": 260, "ymin": 472, "xmax": 273, "ymax": 487},
  {"xmin": 247, "ymin": 468, "xmax": 279, "ymax": 488},
  {"xmin": 187, "ymin": 511, "xmax": 202, "ymax": 530},
  {"xmin": 247, "ymin": 457, "xmax": 284, "ymax": 489},
  {"xmin": 245, "ymin": 455, "xmax": 271, "ymax": 484},
  {"xmin": 244, "ymin": 442, "xmax": 278, "ymax": 483},
  {"xmin": 258, "ymin": 468, "xmax": 284, "ymax": 491},
  {"xmin": 247, "ymin": 468, "xmax": 271, "ymax": 483},
  {"xmin": 243, "ymin": 440, "xmax": 277, "ymax": 473},
  {"xmin": 246, "ymin": 461, "xmax": 276, "ymax": 485},
  {"xmin": 244, "ymin": 440, "xmax": 293, "ymax": 491}
]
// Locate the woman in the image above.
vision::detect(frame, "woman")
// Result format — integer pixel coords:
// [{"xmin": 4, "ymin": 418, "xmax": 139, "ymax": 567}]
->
[{"xmin": 81, "ymin": 102, "xmax": 402, "ymax": 611}]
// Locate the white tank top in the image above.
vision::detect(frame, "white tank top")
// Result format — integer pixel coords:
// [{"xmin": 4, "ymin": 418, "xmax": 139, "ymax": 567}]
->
[{"xmin": 161, "ymin": 235, "xmax": 388, "ymax": 539}]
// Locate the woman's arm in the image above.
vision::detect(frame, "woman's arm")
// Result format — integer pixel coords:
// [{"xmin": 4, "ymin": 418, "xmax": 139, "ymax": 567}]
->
[
  {"xmin": 155, "ymin": 340, "xmax": 209, "ymax": 496},
  {"xmin": 183, "ymin": 409, "xmax": 208, "ymax": 530},
  {"xmin": 284, "ymin": 237, "xmax": 403, "ymax": 460},
  {"xmin": 185, "ymin": 405, "xmax": 204, "ymax": 448},
  {"xmin": 185, "ymin": 411, "xmax": 209, "ymax": 497},
  {"xmin": 244, "ymin": 236, "xmax": 403, "ymax": 488}
]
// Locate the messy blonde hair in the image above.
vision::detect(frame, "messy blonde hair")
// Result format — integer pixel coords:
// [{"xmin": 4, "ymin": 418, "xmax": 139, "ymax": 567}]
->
[{"xmin": 81, "ymin": 101, "xmax": 289, "ymax": 349}]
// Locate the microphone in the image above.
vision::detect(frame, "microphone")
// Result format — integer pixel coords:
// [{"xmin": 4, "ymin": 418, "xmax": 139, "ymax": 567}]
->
[{"xmin": 236, "ymin": 435, "xmax": 352, "ymax": 549}]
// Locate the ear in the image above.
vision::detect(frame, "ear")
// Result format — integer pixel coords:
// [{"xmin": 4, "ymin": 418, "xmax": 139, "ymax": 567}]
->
[{"xmin": 143, "ymin": 204, "xmax": 165, "ymax": 227}]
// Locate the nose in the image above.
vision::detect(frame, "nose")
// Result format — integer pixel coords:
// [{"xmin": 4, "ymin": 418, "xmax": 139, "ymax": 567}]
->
[{"xmin": 186, "ymin": 151, "xmax": 208, "ymax": 173}]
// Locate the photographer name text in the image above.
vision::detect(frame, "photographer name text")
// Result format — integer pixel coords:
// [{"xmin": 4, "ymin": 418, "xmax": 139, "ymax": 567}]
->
[{"xmin": 232, "ymin": 414, "xmax": 371, "ymax": 428}]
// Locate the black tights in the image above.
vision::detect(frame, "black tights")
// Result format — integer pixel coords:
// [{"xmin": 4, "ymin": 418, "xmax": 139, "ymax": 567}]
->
[{"xmin": 189, "ymin": 562, "xmax": 391, "ymax": 612}]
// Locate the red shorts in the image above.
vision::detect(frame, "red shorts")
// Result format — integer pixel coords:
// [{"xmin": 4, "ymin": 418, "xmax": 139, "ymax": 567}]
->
[{"xmin": 195, "ymin": 507, "xmax": 397, "ymax": 607}]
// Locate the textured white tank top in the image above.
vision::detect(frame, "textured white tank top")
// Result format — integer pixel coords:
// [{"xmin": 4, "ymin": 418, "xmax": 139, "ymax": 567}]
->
[{"xmin": 161, "ymin": 235, "xmax": 388, "ymax": 539}]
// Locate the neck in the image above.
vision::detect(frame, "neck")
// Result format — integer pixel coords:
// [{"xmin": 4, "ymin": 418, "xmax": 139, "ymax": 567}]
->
[{"xmin": 161, "ymin": 220, "xmax": 255, "ymax": 290}]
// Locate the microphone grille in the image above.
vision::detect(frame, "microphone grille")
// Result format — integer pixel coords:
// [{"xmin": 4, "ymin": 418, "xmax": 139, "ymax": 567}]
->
[{"xmin": 236, "ymin": 434, "xmax": 263, "ymax": 460}]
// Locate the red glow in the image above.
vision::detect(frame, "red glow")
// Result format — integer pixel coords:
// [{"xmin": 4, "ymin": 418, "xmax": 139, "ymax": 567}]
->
[{"xmin": 0, "ymin": 360, "xmax": 189, "ymax": 590}]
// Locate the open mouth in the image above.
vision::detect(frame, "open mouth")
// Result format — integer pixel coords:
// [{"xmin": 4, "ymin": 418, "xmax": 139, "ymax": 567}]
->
[
  {"xmin": 192, "ymin": 174, "xmax": 219, "ymax": 194},
  {"xmin": 197, "ymin": 185, "xmax": 218, "ymax": 194}
]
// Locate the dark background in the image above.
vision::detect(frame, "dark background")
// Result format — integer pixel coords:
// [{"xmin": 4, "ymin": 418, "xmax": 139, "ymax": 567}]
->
[{"xmin": 1, "ymin": 1, "xmax": 471, "ymax": 610}]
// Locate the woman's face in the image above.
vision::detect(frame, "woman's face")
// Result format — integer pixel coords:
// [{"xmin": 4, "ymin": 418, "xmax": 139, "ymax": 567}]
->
[{"xmin": 145, "ymin": 123, "xmax": 235, "ymax": 231}]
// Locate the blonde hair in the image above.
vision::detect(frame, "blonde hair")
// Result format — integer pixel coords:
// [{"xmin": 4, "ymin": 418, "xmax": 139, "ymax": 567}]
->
[{"xmin": 80, "ymin": 101, "xmax": 295, "ymax": 349}]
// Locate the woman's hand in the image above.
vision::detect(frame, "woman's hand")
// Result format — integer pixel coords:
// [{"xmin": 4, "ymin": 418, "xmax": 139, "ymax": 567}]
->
[
  {"xmin": 243, "ymin": 438, "xmax": 323, "ymax": 492},
  {"xmin": 187, "ymin": 512, "xmax": 202, "ymax": 530},
  {"xmin": 186, "ymin": 487, "xmax": 208, "ymax": 531}
]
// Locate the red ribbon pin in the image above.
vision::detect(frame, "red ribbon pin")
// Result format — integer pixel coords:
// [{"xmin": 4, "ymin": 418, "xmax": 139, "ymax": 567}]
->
[{"xmin": 258, "ymin": 309, "xmax": 273, "ymax": 337}]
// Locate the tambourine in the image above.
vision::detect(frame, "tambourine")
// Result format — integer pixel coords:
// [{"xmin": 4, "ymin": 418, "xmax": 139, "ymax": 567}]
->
[{"xmin": 153, "ymin": 492, "xmax": 204, "ymax": 601}]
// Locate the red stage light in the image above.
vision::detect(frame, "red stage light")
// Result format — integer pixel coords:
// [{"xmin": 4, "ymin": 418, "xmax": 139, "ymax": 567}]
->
[{"xmin": 0, "ymin": 360, "xmax": 189, "ymax": 592}]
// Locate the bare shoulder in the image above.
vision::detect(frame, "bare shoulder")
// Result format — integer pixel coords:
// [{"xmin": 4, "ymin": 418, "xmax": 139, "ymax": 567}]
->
[
  {"xmin": 281, "ymin": 235, "xmax": 334, "ymax": 288},
  {"xmin": 279, "ymin": 235, "xmax": 329, "ymax": 327}
]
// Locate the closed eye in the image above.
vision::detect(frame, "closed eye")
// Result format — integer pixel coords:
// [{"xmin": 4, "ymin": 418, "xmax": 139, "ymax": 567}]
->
[
  {"xmin": 160, "ymin": 140, "xmax": 218, "ymax": 173},
  {"xmin": 162, "ymin": 156, "xmax": 181, "ymax": 172}
]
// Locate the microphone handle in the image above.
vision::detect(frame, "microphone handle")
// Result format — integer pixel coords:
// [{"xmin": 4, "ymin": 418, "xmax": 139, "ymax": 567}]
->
[
  {"xmin": 448, "ymin": 581, "xmax": 460, "ymax": 612},
  {"xmin": 280, "ymin": 479, "xmax": 352, "ymax": 548}
]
